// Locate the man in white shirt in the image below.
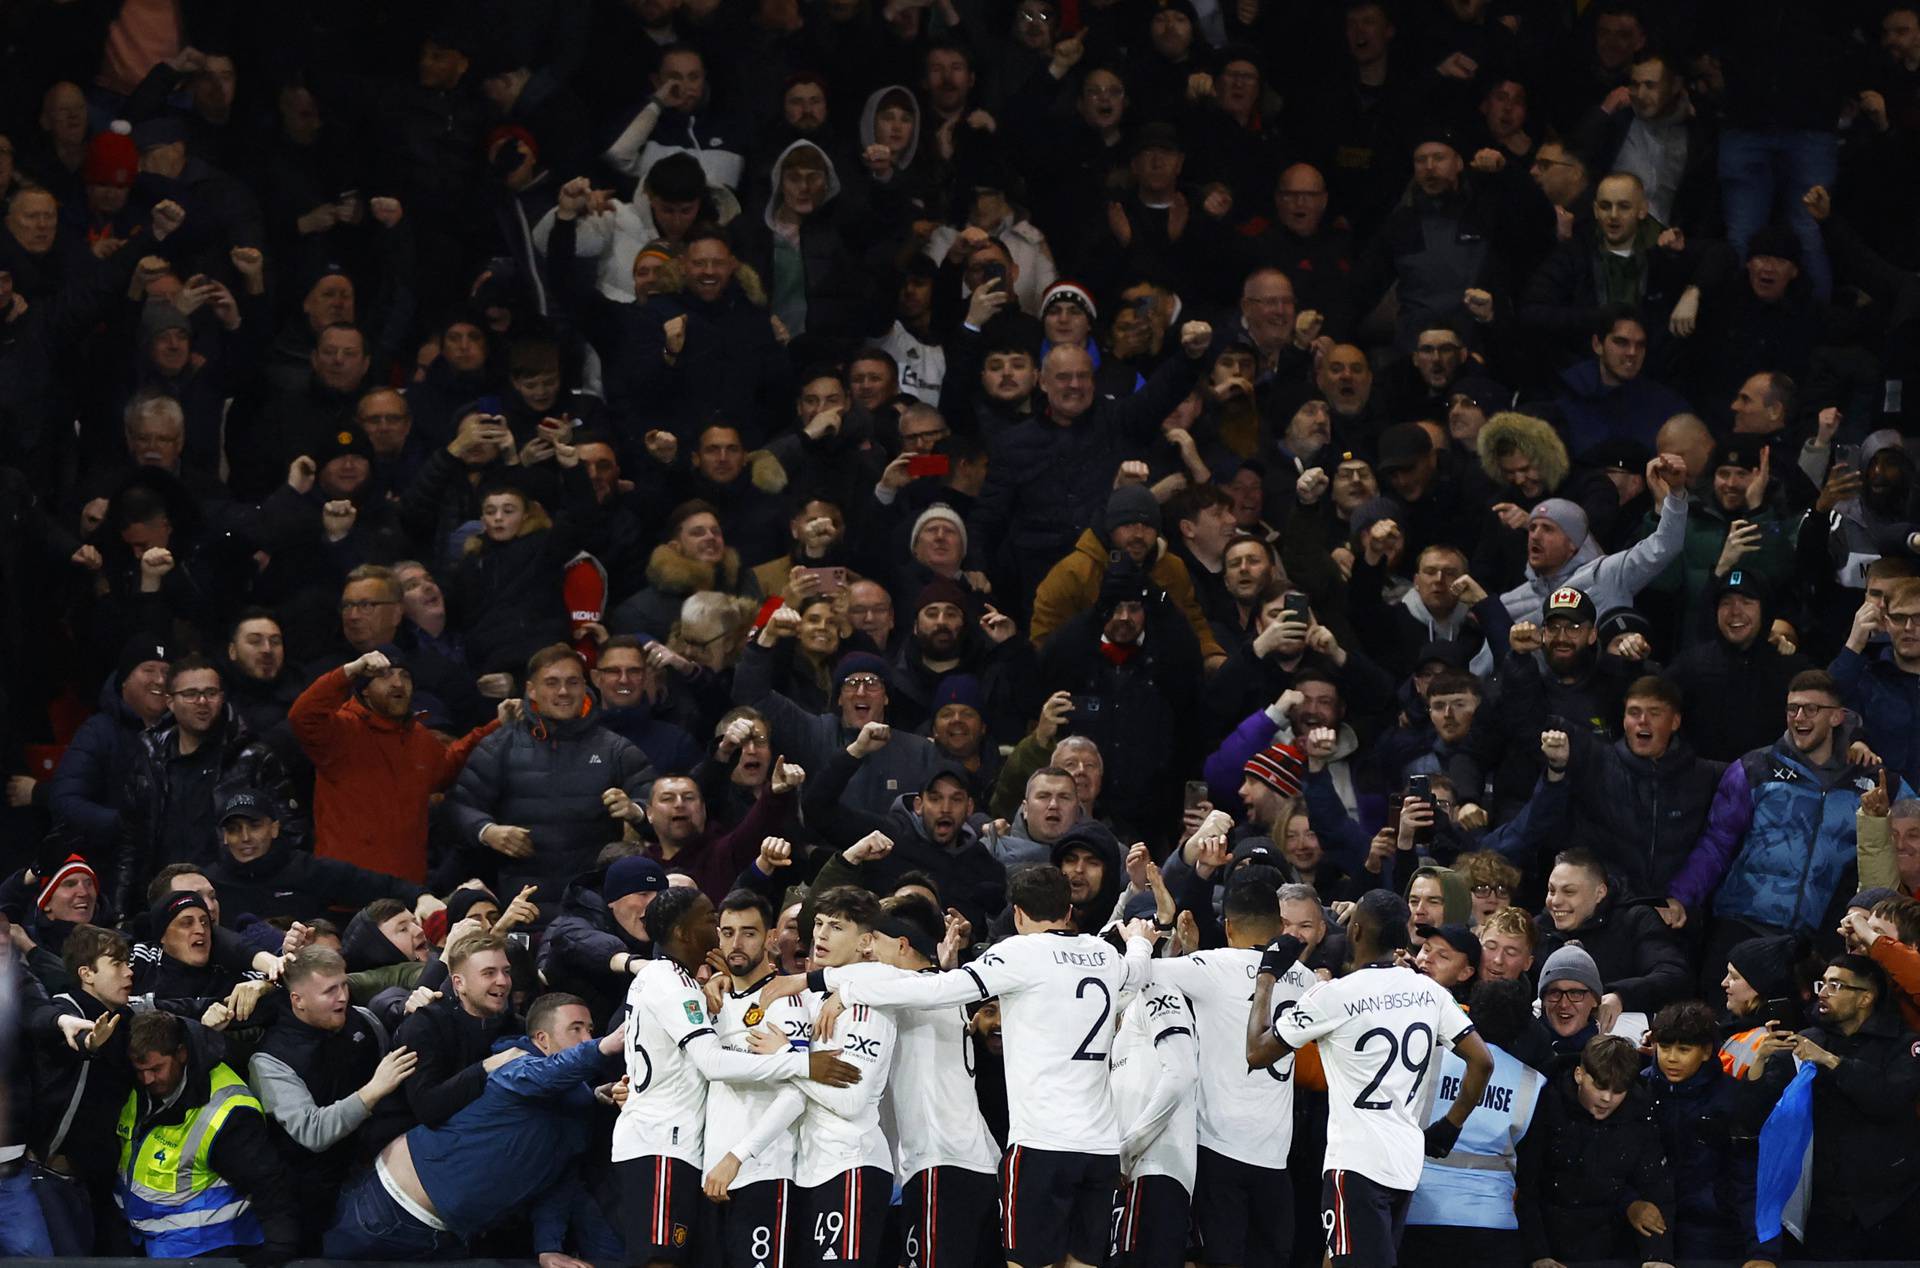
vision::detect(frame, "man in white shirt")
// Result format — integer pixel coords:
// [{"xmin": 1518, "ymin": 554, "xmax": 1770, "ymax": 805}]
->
[
  {"xmin": 701, "ymin": 890, "xmax": 813, "ymax": 1268},
  {"xmin": 613, "ymin": 888, "xmax": 860, "ymax": 1268},
  {"xmin": 710, "ymin": 887, "xmax": 898, "ymax": 1267},
  {"xmin": 1109, "ymin": 907, "xmax": 1200, "ymax": 1268},
  {"xmin": 832, "ymin": 895, "xmax": 1003, "ymax": 1268},
  {"xmin": 769, "ymin": 866, "xmax": 1156, "ymax": 1268},
  {"xmin": 1247, "ymin": 889, "xmax": 1494, "ymax": 1268},
  {"xmin": 1152, "ymin": 874, "xmax": 1317, "ymax": 1268}
]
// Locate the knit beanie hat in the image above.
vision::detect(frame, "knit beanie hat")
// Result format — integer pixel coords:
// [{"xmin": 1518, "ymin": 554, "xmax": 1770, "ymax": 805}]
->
[
  {"xmin": 1244, "ymin": 743, "xmax": 1305, "ymax": 797},
  {"xmin": 37, "ymin": 855, "xmax": 97, "ymax": 911},
  {"xmin": 140, "ymin": 298, "xmax": 192, "ymax": 348},
  {"xmin": 931, "ymin": 673, "xmax": 984, "ymax": 715},
  {"xmin": 1349, "ymin": 496, "xmax": 1400, "ymax": 541},
  {"xmin": 116, "ymin": 635, "xmax": 174, "ymax": 687},
  {"xmin": 84, "ymin": 121, "xmax": 138, "ymax": 188},
  {"xmin": 150, "ymin": 890, "xmax": 210, "ymax": 940},
  {"xmin": 910, "ymin": 504, "xmax": 967, "ymax": 554},
  {"xmin": 1041, "ymin": 281, "xmax": 1097, "ymax": 321},
  {"xmin": 832, "ymin": 651, "xmax": 891, "ymax": 695},
  {"xmin": 1536, "ymin": 944, "xmax": 1604, "ymax": 1002},
  {"xmin": 915, "ymin": 578, "xmax": 970, "ymax": 616},
  {"xmin": 1528, "ymin": 497, "xmax": 1588, "ymax": 545},
  {"xmin": 1105, "ymin": 484, "xmax": 1161, "ymax": 535},
  {"xmin": 603, "ymin": 857, "xmax": 669, "ymax": 905},
  {"xmin": 1727, "ymin": 932, "xmax": 1805, "ymax": 1001}
]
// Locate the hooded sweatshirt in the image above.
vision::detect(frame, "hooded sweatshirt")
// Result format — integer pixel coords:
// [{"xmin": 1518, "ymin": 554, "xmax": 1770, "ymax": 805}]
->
[
  {"xmin": 1051, "ymin": 820, "xmax": 1127, "ymax": 934},
  {"xmin": 761, "ymin": 140, "xmax": 845, "ymax": 337}
]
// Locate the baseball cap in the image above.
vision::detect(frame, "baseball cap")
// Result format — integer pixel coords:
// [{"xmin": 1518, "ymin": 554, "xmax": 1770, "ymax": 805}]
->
[
  {"xmin": 1415, "ymin": 923, "xmax": 1482, "ymax": 969},
  {"xmin": 217, "ymin": 787, "xmax": 277, "ymax": 824},
  {"xmin": 1542, "ymin": 586, "xmax": 1596, "ymax": 626},
  {"xmin": 1374, "ymin": 422, "xmax": 1433, "ymax": 474}
]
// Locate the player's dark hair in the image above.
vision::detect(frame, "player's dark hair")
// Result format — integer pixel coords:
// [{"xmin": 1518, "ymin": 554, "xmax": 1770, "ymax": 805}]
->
[
  {"xmin": 1647, "ymin": 1000, "xmax": 1718, "ymax": 1049},
  {"xmin": 1465, "ymin": 978, "xmax": 1532, "ymax": 1049},
  {"xmin": 719, "ymin": 889, "xmax": 774, "ymax": 925},
  {"xmin": 812, "ymin": 885, "xmax": 884, "ymax": 932},
  {"xmin": 893, "ymin": 870, "xmax": 943, "ymax": 904},
  {"xmin": 880, "ymin": 893, "xmax": 944, "ymax": 945},
  {"xmin": 1351, "ymin": 889, "xmax": 1411, "ymax": 954},
  {"xmin": 1223, "ymin": 875, "xmax": 1281, "ymax": 935},
  {"xmin": 1579, "ymin": 1034, "xmax": 1641, "ymax": 1092},
  {"xmin": 1008, "ymin": 864, "xmax": 1071, "ymax": 922},
  {"xmin": 644, "ymin": 885, "xmax": 709, "ymax": 945}
]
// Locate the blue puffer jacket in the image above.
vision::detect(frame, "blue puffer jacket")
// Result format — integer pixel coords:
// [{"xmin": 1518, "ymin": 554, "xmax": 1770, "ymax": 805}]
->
[{"xmin": 1668, "ymin": 727, "xmax": 1911, "ymax": 931}]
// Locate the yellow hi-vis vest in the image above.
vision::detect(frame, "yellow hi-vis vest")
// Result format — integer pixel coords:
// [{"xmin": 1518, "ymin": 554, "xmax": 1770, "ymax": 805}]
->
[{"xmin": 115, "ymin": 1062, "xmax": 266, "ymax": 1257}]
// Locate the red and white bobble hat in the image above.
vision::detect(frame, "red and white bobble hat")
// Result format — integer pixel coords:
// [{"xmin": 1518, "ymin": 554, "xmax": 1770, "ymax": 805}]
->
[{"xmin": 38, "ymin": 853, "xmax": 97, "ymax": 911}]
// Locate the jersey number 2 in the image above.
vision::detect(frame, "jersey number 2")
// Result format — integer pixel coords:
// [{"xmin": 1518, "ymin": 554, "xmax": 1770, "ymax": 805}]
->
[
  {"xmin": 1351, "ymin": 1022, "xmax": 1433, "ymax": 1110},
  {"xmin": 1072, "ymin": 977, "xmax": 1113, "ymax": 1061}
]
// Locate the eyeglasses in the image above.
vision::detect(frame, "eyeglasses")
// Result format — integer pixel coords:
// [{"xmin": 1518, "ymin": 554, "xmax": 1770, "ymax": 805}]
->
[
  {"xmin": 1542, "ymin": 987, "xmax": 1593, "ymax": 1004},
  {"xmin": 1784, "ymin": 702, "xmax": 1837, "ymax": 717},
  {"xmin": 169, "ymin": 688, "xmax": 223, "ymax": 702},
  {"xmin": 1813, "ymin": 979, "xmax": 1869, "ymax": 995},
  {"xmin": 1415, "ymin": 342, "xmax": 1463, "ymax": 357},
  {"xmin": 841, "ymin": 675, "xmax": 885, "ymax": 693},
  {"xmin": 1471, "ymin": 883, "xmax": 1510, "ymax": 897},
  {"xmin": 1083, "ymin": 85, "xmax": 1124, "ymax": 101},
  {"xmin": 1885, "ymin": 611, "xmax": 1920, "ymax": 629},
  {"xmin": 340, "ymin": 599, "xmax": 398, "ymax": 612}
]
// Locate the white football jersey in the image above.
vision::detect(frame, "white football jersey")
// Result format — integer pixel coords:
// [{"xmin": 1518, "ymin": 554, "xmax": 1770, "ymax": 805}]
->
[
  {"xmin": 1273, "ymin": 963, "xmax": 1476, "ymax": 1190},
  {"xmin": 822, "ymin": 962, "xmax": 1000, "ymax": 1182},
  {"xmin": 705, "ymin": 975, "xmax": 813, "ymax": 1186},
  {"xmin": 613, "ymin": 959, "xmax": 807, "ymax": 1166},
  {"xmin": 791, "ymin": 990, "xmax": 896, "ymax": 1189},
  {"xmin": 1109, "ymin": 984, "xmax": 1199, "ymax": 1191},
  {"xmin": 833, "ymin": 930, "xmax": 1151, "ymax": 1153},
  {"xmin": 1151, "ymin": 950, "xmax": 1317, "ymax": 1169}
]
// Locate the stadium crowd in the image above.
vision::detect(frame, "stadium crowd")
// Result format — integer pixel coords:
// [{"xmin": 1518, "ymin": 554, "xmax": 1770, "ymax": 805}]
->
[{"xmin": 2, "ymin": 0, "xmax": 1920, "ymax": 1265}]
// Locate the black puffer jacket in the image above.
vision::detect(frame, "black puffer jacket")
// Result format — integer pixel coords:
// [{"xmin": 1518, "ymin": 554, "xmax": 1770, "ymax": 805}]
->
[
  {"xmin": 1516, "ymin": 1074, "xmax": 1676, "ymax": 1264},
  {"xmin": 1563, "ymin": 730, "xmax": 1725, "ymax": 899},
  {"xmin": 204, "ymin": 838, "xmax": 422, "ymax": 926},
  {"xmin": 1534, "ymin": 896, "xmax": 1691, "ymax": 1014},
  {"xmin": 445, "ymin": 700, "xmax": 655, "ymax": 901},
  {"xmin": 1036, "ymin": 595, "xmax": 1204, "ymax": 840},
  {"xmin": 969, "ymin": 353, "xmax": 1203, "ymax": 596},
  {"xmin": 114, "ymin": 704, "xmax": 303, "ymax": 913}
]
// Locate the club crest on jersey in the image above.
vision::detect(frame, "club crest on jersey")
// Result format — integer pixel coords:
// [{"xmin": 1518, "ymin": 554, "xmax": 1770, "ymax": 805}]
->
[
  {"xmin": 743, "ymin": 1004, "xmax": 765, "ymax": 1027},
  {"xmin": 672, "ymin": 1224, "xmax": 689, "ymax": 1247},
  {"xmin": 684, "ymin": 1001, "xmax": 705, "ymax": 1024}
]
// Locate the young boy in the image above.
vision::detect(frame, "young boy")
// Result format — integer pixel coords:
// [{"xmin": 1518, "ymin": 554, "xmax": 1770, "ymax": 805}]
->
[
  {"xmin": 27, "ymin": 924, "xmax": 136, "ymax": 1254},
  {"xmin": 1516, "ymin": 1033, "xmax": 1677, "ymax": 1267},
  {"xmin": 1642, "ymin": 1000, "xmax": 1767, "ymax": 1261}
]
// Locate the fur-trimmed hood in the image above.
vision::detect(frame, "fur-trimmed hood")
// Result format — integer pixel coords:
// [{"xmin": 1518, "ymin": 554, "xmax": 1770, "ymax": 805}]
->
[
  {"xmin": 1476, "ymin": 410, "xmax": 1570, "ymax": 492},
  {"xmin": 645, "ymin": 542, "xmax": 744, "ymax": 596}
]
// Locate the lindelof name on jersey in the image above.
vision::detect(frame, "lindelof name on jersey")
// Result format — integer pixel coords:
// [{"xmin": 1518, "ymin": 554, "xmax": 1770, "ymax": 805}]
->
[
  {"xmin": 1343, "ymin": 986, "xmax": 1444, "ymax": 1017},
  {"xmin": 1049, "ymin": 948, "xmax": 1112, "ymax": 968},
  {"xmin": 1439, "ymin": 1073, "xmax": 1515, "ymax": 1114}
]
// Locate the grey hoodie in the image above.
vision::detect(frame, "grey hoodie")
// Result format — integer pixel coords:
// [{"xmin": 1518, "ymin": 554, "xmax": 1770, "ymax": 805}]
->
[{"xmin": 857, "ymin": 85, "xmax": 921, "ymax": 175}]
